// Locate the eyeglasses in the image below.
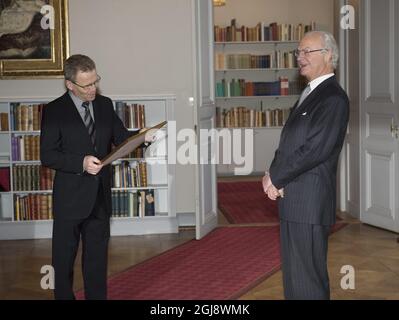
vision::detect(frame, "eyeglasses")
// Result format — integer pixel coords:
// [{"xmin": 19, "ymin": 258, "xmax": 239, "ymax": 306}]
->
[
  {"xmin": 71, "ymin": 75, "xmax": 101, "ymax": 90},
  {"xmin": 294, "ymin": 48, "xmax": 328, "ymax": 57}
]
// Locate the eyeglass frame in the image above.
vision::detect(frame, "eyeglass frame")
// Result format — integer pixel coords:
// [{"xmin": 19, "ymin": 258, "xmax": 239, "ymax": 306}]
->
[
  {"xmin": 70, "ymin": 75, "xmax": 101, "ymax": 90},
  {"xmin": 294, "ymin": 48, "xmax": 328, "ymax": 57}
]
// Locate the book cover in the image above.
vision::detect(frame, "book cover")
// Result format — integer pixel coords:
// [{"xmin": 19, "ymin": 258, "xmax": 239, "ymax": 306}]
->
[
  {"xmin": 0, "ymin": 167, "xmax": 10, "ymax": 192},
  {"xmin": 144, "ymin": 189, "xmax": 155, "ymax": 216}
]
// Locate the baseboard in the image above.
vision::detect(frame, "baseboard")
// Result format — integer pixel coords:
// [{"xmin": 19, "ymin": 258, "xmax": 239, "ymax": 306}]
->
[{"xmin": 177, "ymin": 211, "xmax": 195, "ymax": 227}]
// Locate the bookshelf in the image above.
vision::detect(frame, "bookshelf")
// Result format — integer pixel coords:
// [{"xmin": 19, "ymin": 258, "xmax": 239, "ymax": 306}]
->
[
  {"xmin": 214, "ymin": 20, "xmax": 313, "ymax": 175},
  {"xmin": 0, "ymin": 95, "xmax": 177, "ymax": 240}
]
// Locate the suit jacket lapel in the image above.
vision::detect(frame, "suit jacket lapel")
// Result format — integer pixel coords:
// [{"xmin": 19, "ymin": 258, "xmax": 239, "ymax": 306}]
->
[
  {"xmin": 285, "ymin": 100, "xmax": 299, "ymax": 124},
  {"xmin": 92, "ymin": 98, "xmax": 101, "ymax": 149},
  {"xmin": 290, "ymin": 90, "xmax": 315, "ymax": 119},
  {"xmin": 290, "ymin": 75, "xmax": 337, "ymax": 119}
]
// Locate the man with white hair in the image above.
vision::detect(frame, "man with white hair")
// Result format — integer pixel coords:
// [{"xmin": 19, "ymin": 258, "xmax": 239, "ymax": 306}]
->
[{"xmin": 262, "ymin": 31, "xmax": 349, "ymax": 299}]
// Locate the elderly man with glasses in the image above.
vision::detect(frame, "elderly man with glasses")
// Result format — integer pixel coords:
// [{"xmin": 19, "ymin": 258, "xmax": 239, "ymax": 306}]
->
[
  {"xmin": 40, "ymin": 54, "xmax": 153, "ymax": 300},
  {"xmin": 262, "ymin": 31, "xmax": 350, "ymax": 300}
]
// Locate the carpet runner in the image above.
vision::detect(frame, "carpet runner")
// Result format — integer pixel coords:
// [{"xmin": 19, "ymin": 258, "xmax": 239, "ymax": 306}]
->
[
  {"xmin": 218, "ymin": 181, "xmax": 279, "ymax": 224},
  {"xmin": 75, "ymin": 181, "xmax": 347, "ymax": 300},
  {"xmin": 218, "ymin": 181, "xmax": 344, "ymax": 226},
  {"xmin": 76, "ymin": 226, "xmax": 281, "ymax": 300}
]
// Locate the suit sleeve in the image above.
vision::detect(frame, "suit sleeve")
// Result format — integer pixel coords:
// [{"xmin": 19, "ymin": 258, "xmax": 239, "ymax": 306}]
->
[
  {"xmin": 269, "ymin": 95, "xmax": 349, "ymax": 189},
  {"xmin": 40, "ymin": 105, "xmax": 85, "ymax": 173}
]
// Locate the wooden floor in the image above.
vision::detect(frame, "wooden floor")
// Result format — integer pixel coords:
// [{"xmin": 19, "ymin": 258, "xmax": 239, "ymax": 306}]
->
[
  {"xmin": 239, "ymin": 220, "xmax": 399, "ymax": 300},
  {"xmin": 0, "ymin": 230, "xmax": 195, "ymax": 300},
  {"xmin": 1, "ymin": 178, "xmax": 399, "ymax": 299}
]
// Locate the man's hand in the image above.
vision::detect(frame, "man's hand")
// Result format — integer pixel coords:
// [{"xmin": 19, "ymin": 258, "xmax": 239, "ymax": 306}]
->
[
  {"xmin": 263, "ymin": 172, "xmax": 284, "ymax": 200},
  {"xmin": 267, "ymin": 184, "xmax": 281, "ymax": 201},
  {"xmin": 140, "ymin": 128, "xmax": 157, "ymax": 143},
  {"xmin": 262, "ymin": 173, "xmax": 272, "ymax": 193},
  {"xmin": 83, "ymin": 156, "xmax": 103, "ymax": 175}
]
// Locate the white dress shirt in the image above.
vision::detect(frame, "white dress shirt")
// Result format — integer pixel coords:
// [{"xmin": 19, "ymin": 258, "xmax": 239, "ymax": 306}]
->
[{"xmin": 308, "ymin": 73, "xmax": 335, "ymax": 93}]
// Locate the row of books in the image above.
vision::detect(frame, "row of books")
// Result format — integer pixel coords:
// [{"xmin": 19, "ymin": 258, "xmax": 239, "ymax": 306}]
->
[
  {"xmin": 214, "ymin": 19, "xmax": 316, "ymax": 42},
  {"xmin": 12, "ymin": 135, "xmax": 40, "ymax": 161},
  {"xmin": 0, "ymin": 113, "xmax": 9, "ymax": 131},
  {"xmin": 11, "ymin": 104, "xmax": 45, "ymax": 132},
  {"xmin": 216, "ymin": 106, "xmax": 291, "ymax": 128},
  {"xmin": 112, "ymin": 160, "xmax": 148, "ymax": 188},
  {"xmin": 127, "ymin": 145, "xmax": 146, "ymax": 159},
  {"xmin": 14, "ymin": 193, "xmax": 53, "ymax": 221},
  {"xmin": 8, "ymin": 161, "xmax": 151, "ymax": 192},
  {"xmin": 115, "ymin": 102, "xmax": 146, "ymax": 130},
  {"xmin": 111, "ymin": 190, "xmax": 155, "ymax": 218},
  {"xmin": 215, "ymin": 51, "xmax": 298, "ymax": 70},
  {"xmin": 216, "ymin": 77, "xmax": 304, "ymax": 97},
  {"xmin": 12, "ymin": 165, "xmax": 54, "ymax": 191},
  {"xmin": 13, "ymin": 190, "xmax": 157, "ymax": 221},
  {"xmin": 113, "ymin": 144, "xmax": 148, "ymax": 159},
  {"xmin": 7, "ymin": 102, "xmax": 148, "ymax": 132}
]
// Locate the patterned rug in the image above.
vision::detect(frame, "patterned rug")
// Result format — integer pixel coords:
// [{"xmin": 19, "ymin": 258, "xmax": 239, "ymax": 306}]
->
[{"xmin": 76, "ymin": 226, "xmax": 281, "ymax": 300}]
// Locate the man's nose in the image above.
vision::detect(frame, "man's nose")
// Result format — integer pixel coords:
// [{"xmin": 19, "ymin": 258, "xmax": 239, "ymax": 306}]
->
[{"xmin": 297, "ymin": 53, "xmax": 307, "ymax": 63}]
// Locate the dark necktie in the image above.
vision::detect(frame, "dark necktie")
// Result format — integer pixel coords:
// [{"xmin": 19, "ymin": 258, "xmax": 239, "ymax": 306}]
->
[{"xmin": 81, "ymin": 101, "xmax": 96, "ymax": 147}]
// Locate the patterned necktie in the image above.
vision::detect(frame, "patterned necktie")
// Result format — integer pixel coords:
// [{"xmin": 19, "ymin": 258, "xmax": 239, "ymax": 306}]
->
[
  {"xmin": 81, "ymin": 101, "xmax": 96, "ymax": 147},
  {"xmin": 297, "ymin": 84, "xmax": 311, "ymax": 108}
]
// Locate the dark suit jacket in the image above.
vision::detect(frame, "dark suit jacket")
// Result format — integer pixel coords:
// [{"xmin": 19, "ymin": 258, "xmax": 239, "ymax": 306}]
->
[
  {"xmin": 269, "ymin": 76, "xmax": 349, "ymax": 226},
  {"xmin": 40, "ymin": 92, "xmax": 134, "ymax": 220}
]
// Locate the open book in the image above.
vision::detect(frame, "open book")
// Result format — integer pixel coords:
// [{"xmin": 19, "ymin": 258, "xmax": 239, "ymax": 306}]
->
[{"xmin": 100, "ymin": 121, "xmax": 167, "ymax": 166}]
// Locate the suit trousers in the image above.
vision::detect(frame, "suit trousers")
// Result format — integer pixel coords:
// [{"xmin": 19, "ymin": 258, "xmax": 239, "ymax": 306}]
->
[
  {"xmin": 279, "ymin": 219, "xmax": 331, "ymax": 300},
  {"xmin": 52, "ymin": 182, "xmax": 110, "ymax": 300}
]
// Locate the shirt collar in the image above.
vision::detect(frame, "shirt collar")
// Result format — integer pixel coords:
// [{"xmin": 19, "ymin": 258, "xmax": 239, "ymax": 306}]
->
[
  {"xmin": 308, "ymin": 73, "xmax": 335, "ymax": 92},
  {"xmin": 68, "ymin": 91, "xmax": 87, "ymax": 109}
]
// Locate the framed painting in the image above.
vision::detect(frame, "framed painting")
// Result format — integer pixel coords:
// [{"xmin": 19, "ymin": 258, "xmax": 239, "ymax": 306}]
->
[{"xmin": 0, "ymin": 0, "xmax": 69, "ymax": 79}]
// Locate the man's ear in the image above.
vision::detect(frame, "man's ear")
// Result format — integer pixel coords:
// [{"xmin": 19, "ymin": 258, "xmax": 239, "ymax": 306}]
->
[
  {"xmin": 65, "ymin": 80, "xmax": 73, "ymax": 91},
  {"xmin": 324, "ymin": 50, "xmax": 333, "ymax": 66}
]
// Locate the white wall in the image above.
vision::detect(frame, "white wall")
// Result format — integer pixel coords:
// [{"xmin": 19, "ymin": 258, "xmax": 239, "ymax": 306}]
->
[
  {"xmin": 214, "ymin": 0, "xmax": 334, "ymax": 33},
  {"xmin": 0, "ymin": 0, "xmax": 337, "ymax": 217},
  {"xmin": 0, "ymin": 0, "xmax": 197, "ymax": 215}
]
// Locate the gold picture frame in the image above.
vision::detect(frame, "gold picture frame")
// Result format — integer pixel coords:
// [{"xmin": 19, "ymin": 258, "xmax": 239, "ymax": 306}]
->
[{"xmin": 0, "ymin": 0, "xmax": 69, "ymax": 79}]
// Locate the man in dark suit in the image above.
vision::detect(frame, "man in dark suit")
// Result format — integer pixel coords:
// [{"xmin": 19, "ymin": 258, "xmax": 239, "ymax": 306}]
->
[
  {"xmin": 40, "ymin": 54, "xmax": 152, "ymax": 300},
  {"xmin": 262, "ymin": 31, "xmax": 349, "ymax": 300}
]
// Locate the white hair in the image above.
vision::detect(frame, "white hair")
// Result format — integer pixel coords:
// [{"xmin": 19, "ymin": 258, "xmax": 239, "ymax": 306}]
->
[{"xmin": 305, "ymin": 31, "xmax": 339, "ymax": 69}]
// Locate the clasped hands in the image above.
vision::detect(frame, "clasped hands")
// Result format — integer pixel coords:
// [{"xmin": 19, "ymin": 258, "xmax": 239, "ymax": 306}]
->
[
  {"xmin": 262, "ymin": 172, "xmax": 284, "ymax": 201},
  {"xmin": 83, "ymin": 128, "xmax": 156, "ymax": 175}
]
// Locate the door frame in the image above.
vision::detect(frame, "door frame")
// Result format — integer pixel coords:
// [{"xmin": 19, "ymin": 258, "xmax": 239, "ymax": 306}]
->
[{"xmin": 191, "ymin": 0, "xmax": 218, "ymax": 240}]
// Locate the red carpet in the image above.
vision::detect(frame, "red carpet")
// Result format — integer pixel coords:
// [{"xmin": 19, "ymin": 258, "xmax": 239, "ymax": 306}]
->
[
  {"xmin": 218, "ymin": 181, "xmax": 279, "ymax": 224},
  {"xmin": 75, "ymin": 181, "xmax": 346, "ymax": 300},
  {"xmin": 330, "ymin": 222, "xmax": 347, "ymax": 234},
  {"xmin": 76, "ymin": 226, "xmax": 281, "ymax": 300},
  {"xmin": 218, "ymin": 181, "xmax": 344, "ymax": 226}
]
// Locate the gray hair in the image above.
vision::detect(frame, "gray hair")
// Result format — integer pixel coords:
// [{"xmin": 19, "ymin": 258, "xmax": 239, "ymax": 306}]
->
[
  {"xmin": 64, "ymin": 54, "xmax": 96, "ymax": 81},
  {"xmin": 305, "ymin": 31, "xmax": 339, "ymax": 69}
]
